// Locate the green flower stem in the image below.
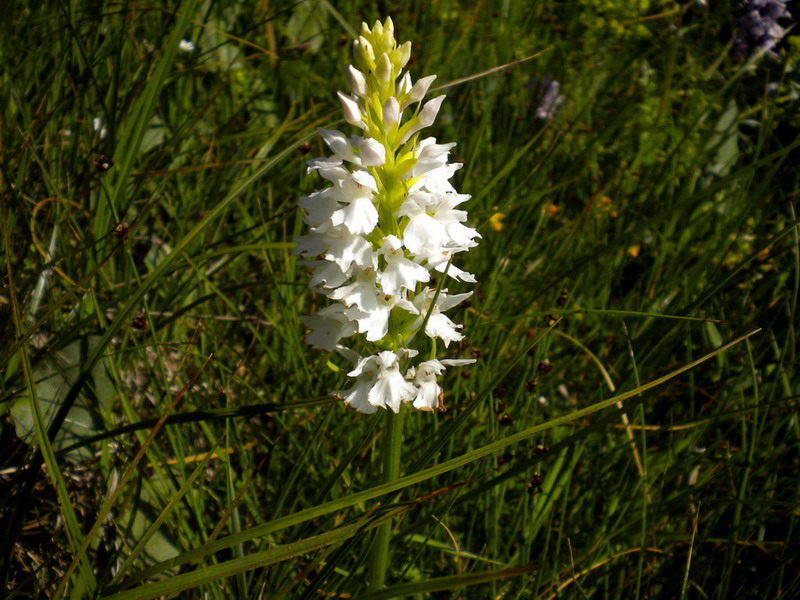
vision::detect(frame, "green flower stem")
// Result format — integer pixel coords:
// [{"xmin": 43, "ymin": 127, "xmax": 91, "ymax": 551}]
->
[{"xmin": 368, "ymin": 408, "xmax": 404, "ymax": 590}]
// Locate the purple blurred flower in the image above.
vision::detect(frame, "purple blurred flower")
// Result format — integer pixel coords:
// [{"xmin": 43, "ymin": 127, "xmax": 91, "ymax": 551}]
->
[
  {"xmin": 535, "ymin": 79, "xmax": 564, "ymax": 121},
  {"xmin": 733, "ymin": 0, "xmax": 792, "ymax": 59}
]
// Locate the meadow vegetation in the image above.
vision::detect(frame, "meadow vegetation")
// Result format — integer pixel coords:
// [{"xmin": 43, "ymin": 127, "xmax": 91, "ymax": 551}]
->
[{"xmin": 1, "ymin": 1, "xmax": 798, "ymax": 598}]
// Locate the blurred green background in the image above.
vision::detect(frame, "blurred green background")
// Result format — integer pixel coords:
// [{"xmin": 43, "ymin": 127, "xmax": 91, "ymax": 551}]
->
[{"xmin": 1, "ymin": 1, "xmax": 798, "ymax": 598}]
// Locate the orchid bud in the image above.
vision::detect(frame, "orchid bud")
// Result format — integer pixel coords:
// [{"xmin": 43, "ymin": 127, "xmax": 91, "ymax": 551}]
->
[
  {"xmin": 376, "ymin": 53, "xmax": 392, "ymax": 83},
  {"xmin": 402, "ymin": 75, "xmax": 436, "ymax": 109},
  {"xmin": 358, "ymin": 137, "xmax": 386, "ymax": 167},
  {"xmin": 383, "ymin": 17, "xmax": 395, "ymax": 45},
  {"xmin": 418, "ymin": 95, "xmax": 445, "ymax": 126},
  {"xmin": 394, "ymin": 41, "xmax": 411, "ymax": 70},
  {"xmin": 318, "ymin": 128, "xmax": 358, "ymax": 163},
  {"xmin": 372, "ymin": 19, "xmax": 384, "ymax": 41},
  {"xmin": 398, "ymin": 72, "xmax": 412, "ymax": 95},
  {"xmin": 347, "ymin": 65, "xmax": 368, "ymax": 97},
  {"xmin": 383, "ymin": 97, "xmax": 400, "ymax": 129},
  {"xmin": 337, "ymin": 91, "xmax": 365, "ymax": 128},
  {"xmin": 355, "ymin": 35, "xmax": 375, "ymax": 69},
  {"xmin": 399, "ymin": 95, "xmax": 445, "ymax": 144}
]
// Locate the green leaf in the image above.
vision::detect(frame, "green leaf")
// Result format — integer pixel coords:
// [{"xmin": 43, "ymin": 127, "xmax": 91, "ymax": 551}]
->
[
  {"xmin": 118, "ymin": 499, "xmax": 181, "ymax": 566},
  {"xmin": 139, "ymin": 115, "xmax": 165, "ymax": 154},
  {"xmin": 10, "ymin": 335, "xmax": 114, "ymax": 462},
  {"xmin": 283, "ymin": 1, "xmax": 327, "ymax": 54},
  {"xmin": 707, "ymin": 100, "xmax": 739, "ymax": 177},
  {"xmin": 110, "ymin": 446, "xmax": 219, "ymax": 583}
]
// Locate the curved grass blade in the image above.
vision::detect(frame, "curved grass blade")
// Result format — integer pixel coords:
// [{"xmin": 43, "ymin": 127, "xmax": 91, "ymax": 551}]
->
[
  {"xmin": 497, "ymin": 308, "xmax": 725, "ymax": 325},
  {"xmin": 118, "ymin": 329, "xmax": 759, "ymax": 586},
  {"xmin": 56, "ymin": 397, "xmax": 338, "ymax": 457},
  {"xmin": 101, "ymin": 508, "xmax": 402, "ymax": 600},
  {"xmin": 353, "ymin": 566, "xmax": 536, "ymax": 600},
  {"xmin": 108, "ymin": 441, "xmax": 222, "ymax": 585}
]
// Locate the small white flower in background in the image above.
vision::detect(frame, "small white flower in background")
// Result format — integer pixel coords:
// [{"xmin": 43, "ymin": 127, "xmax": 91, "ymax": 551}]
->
[
  {"xmin": 178, "ymin": 39, "xmax": 196, "ymax": 53},
  {"xmin": 535, "ymin": 79, "xmax": 564, "ymax": 121},
  {"xmin": 92, "ymin": 117, "xmax": 107, "ymax": 140},
  {"xmin": 296, "ymin": 18, "xmax": 477, "ymax": 413}
]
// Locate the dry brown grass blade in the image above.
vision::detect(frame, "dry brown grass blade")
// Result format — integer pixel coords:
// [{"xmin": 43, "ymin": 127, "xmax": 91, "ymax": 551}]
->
[
  {"xmin": 544, "ymin": 546, "xmax": 667, "ymax": 600},
  {"xmin": 30, "ymin": 197, "xmax": 93, "ymax": 291},
  {"xmin": 431, "ymin": 48, "xmax": 552, "ymax": 92}
]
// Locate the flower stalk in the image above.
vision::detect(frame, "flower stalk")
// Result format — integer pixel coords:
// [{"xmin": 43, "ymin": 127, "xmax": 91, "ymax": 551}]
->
[
  {"xmin": 295, "ymin": 16, "xmax": 479, "ymax": 586},
  {"xmin": 368, "ymin": 409, "xmax": 404, "ymax": 591}
]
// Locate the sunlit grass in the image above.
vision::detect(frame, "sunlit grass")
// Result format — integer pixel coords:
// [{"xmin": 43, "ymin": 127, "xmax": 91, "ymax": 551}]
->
[{"xmin": 1, "ymin": 1, "xmax": 798, "ymax": 598}]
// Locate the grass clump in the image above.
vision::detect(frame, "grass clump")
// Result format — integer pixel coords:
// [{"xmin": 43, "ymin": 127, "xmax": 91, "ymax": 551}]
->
[{"xmin": 1, "ymin": 1, "xmax": 798, "ymax": 598}]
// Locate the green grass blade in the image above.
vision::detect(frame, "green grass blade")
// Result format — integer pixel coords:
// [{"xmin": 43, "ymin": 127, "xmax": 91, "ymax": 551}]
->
[
  {"xmin": 102, "ymin": 509, "xmax": 402, "ymax": 600},
  {"xmin": 119, "ymin": 328, "xmax": 758, "ymax": 585},
  {"xmin": 354, "ymin": 566, "xmax": 537, "ymax": 599}
]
